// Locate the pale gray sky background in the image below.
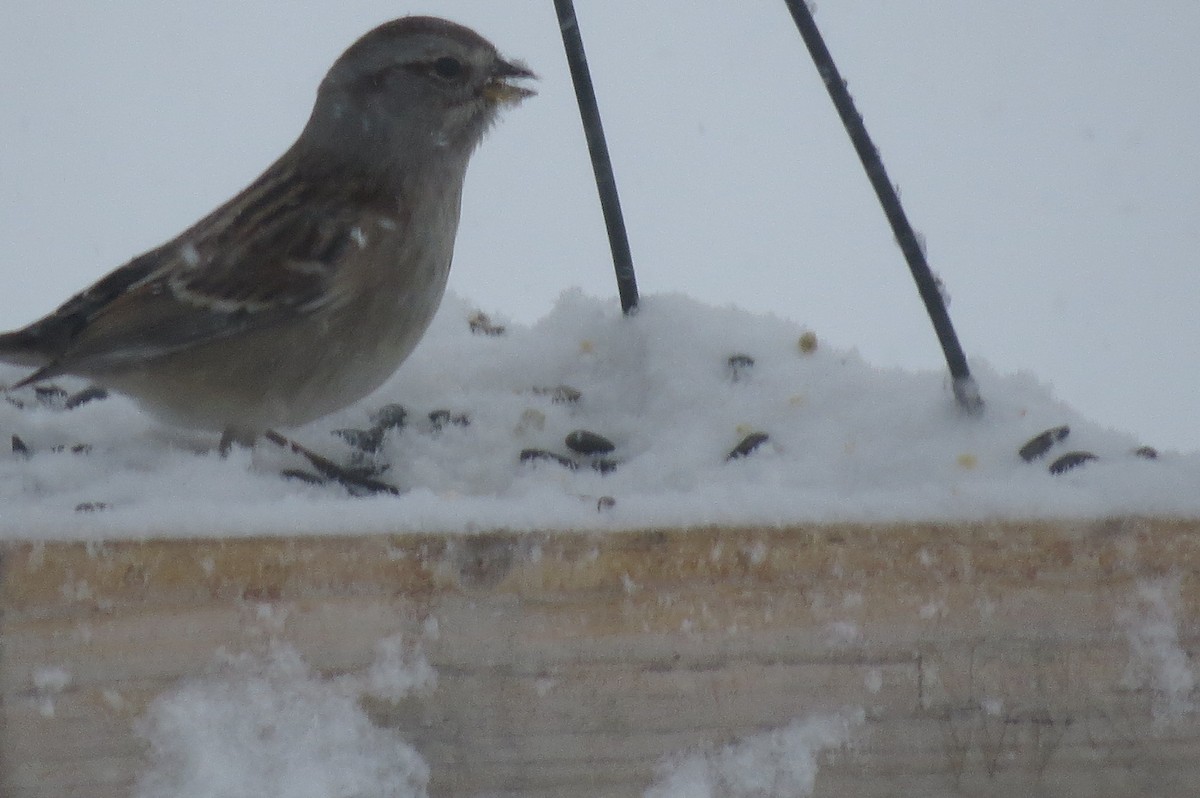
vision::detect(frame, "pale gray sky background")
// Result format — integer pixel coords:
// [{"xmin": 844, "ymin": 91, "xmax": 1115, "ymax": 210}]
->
[{"xmin": 1, "ymin": 2, "xmax": 1197, "ymax": 451}]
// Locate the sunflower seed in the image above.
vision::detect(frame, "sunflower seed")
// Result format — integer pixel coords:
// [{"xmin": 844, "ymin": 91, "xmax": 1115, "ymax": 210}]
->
[
  {"xmin": 728, "ymin": 353, "xmax": 755, "ymax": 382},
  {"xmin": 1049, "ymin": 451, "xmax": 1097, "ymax": 475},
  {"xmin": 11, "ymin": 435, "xmax": 30, "ymax": 457},
  {"xmin": 370, "ymin": 403, "xmax": 408, "ymax": 431},
  {"xmin": 565, "ymin": 429, "xmax": 615, "ymax": 456},
  {"xmin": 727, "ymin": 432, "xmax": 770, "ymax": 461},
  {"xmin": 429, "ymin": 409, "xmax": 470, "ymax": 430},
  {"xmin": 1019, "ymin": 425, "xmax": 1070, "ymax": 462},
  {"xmin": 520, "ymin": 448, "xmax": 578, "ymax": 470},
  {"xmin": 468, "ymin": 310, "xmax": 506, "ymax": 336}
]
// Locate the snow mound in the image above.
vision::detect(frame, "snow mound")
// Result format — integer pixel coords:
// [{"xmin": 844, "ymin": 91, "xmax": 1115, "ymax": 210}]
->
[
  {"xmin": 133, "ymin": 642, "xmax": 431, "ymax": 798},
  {"xmin": 644, "ymin": 709, "xmax": 863, "ymax": 798},
  {"xmin": 2, "ymin": 290, "xmax": 1197, "ymax": 540}
]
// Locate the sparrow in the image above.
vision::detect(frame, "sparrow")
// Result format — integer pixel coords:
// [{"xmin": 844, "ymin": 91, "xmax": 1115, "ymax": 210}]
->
[{"xmin": 0, "ymin": 16, "xmax": 534, "ymax": 448}]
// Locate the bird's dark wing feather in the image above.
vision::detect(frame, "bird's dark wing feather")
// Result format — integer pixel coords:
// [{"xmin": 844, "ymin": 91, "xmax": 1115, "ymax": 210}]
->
[
  {"xmin": 0, "ymin": 247, "xmax": 164, "ymax": 369},
  {"xmin": 12, "ymin": 160, "xmax": 398, "ymax": 383},
  {"xmin": 7, "ymin": 152, "xmax": 399, "ymax": 384}
]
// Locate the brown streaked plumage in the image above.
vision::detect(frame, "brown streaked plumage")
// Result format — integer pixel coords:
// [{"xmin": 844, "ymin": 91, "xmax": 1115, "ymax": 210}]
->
[{"xmin": 0, "ymin": 16, "xmax": 534, "ymax": 442}]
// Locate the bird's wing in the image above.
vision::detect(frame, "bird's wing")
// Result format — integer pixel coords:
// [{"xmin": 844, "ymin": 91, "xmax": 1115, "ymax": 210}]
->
[{"xmin": 16, "ymin": 189, "xmax": 395, "ymax": 382}]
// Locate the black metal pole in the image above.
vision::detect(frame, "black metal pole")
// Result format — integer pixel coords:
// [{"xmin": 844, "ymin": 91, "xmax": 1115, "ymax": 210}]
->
[
  {"xmin": 782, "ymin": 0, "xmax": 983, "ymax": 414},
  {"xmin": 553, "ymin": 0, "xmax": 640, "ymax": 314}
]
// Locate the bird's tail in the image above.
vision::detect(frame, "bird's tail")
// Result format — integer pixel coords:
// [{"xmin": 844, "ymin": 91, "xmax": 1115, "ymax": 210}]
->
[{"xmin": 0, "ymin": 328, "xmax": 50, "ymax": 369}]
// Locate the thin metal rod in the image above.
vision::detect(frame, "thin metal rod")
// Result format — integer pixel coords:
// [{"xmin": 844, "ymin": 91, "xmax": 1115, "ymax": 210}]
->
[
  {"xmin": 782, "ymin": 0, "xmax": 983, "ymax": 413},
  {"xmin": 553, "ymin": 0, "xmax": 640, "ymax": 314}
]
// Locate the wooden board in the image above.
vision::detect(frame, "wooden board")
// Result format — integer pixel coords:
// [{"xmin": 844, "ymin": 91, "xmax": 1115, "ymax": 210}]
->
[{"xmin": 2, "ymin": 517, "xmax": 1198, "ymax": 797}]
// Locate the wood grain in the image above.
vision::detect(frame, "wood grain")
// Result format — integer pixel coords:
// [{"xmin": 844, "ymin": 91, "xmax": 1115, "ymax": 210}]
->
[{"xmin": 2, "ymin": 517, "xmax": 1198, "ymax": 796}]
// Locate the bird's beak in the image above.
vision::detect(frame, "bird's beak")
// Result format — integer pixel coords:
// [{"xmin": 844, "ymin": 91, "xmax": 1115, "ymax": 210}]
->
[{"xmin": 483, "ymin": 59, "xmax": 537, "ymax": 105}]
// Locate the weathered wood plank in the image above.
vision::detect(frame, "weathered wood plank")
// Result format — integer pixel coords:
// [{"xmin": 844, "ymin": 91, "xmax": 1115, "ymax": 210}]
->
[{"xmin": 2, "ymin": 517, "xmax": 1198, "ymax": 797}]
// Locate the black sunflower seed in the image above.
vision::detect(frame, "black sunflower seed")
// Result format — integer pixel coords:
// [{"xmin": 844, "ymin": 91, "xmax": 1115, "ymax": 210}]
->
[
  {"xmin": 1049, "ymin": 451, "xmax": 1097, "ymax": 475},
  {"xmin": 591, "ymin": 458, "xmax": 620, "ymax": 475},
  {"xmin": 519, "ymin": 448, "xmax": 578, "ymax": 470},
  {"xmin": 370, "ymin": 403, "xmax": 408, "ymax": 431},
  {"xmin": 565, "ymin": 429, "xmax": 615, "ymax": 456},
  {"xmin": 333, "ymin": 427, "xmax": 385, "ymax": 453},
  {"xmin": 468, "ymin": 311, "xmax": 506, "ymax": 336},
  {"xmin": 33, "ymin": 385, "xmax": 68, "ymax": 407},
  {"xmin": 1019, "ymin": 425, "xmax": 1070, "ymax": 462},
  {"xmin": 727, "ymin": 432, "xmax": 770, "ymax": 461},
  {"xmin": 429, "ymin": 409, "xmax": 470, "ymax": 431},
  {"xmin": 728, "ymin": 353, "xmax": 755, "ymax": 382}
]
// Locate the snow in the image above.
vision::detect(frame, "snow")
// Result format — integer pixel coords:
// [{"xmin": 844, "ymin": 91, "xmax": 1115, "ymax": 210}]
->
[
  {"xmin": 133, "ymin": 642, "xmax": 432, "ymax": 798},
  {"xmin": 129, "ymin": 638, "xmax": 858, "ymax": 798},
  {"xmin": 644, "ymin": 709, "xmax": 863, "ymax": 798},
  {"xmin": 2, "ymin": 290, "xmax": 1198, "ymax": 540},
  {"xmin": 1119, "ymin": 578, "xmax": 1198, "ymax": 725},
  {"xmin": 1, "ymin": 9, "xmax": 1195, "ymax": 794},
  {"xmin": 29, "ymin": 665, "xmax": 72, "ymax": 718},
  {"xmin": 1, "ymin": 2, "xmax": 1198, "ymax": 453}
]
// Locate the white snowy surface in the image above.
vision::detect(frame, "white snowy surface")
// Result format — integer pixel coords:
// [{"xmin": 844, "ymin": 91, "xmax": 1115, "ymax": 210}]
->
[
  {"xmin": 2, "ymin": 290, "xmax": 1197, "ymax": 541},
  {"xmin": 1120, "ymin": 578, "xmax": 1198, "ymax": 725},
  {"xmin": 134, "ymin": 641, "xmax": 433, "ymax": 798},
  {"xmin": 644, "ymin": 710, "xmax": 863, "ymax": 798},
  {"xmin": 130, "ymin": 638, "xmax": 859, "ymax": 798},
  {"xmin": 1, "ymin": 2, "xmax": 1198, "ymax": 453}
]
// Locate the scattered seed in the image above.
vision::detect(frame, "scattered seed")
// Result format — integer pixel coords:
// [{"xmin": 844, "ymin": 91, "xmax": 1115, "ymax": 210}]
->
[
  {"xmin": 370, "ymin": 403, "xmax": 408, "ymax": 431},
  {"xmin": 468, "ymin": 310, "xmax": 506, "ymax": 336},
  {"xmin": 33, "ymin": 385, "xmax": 68, "ymax": 408},
  {"xmin": 11, "ymin": 435, "xmax": 30, "ymax": 457},
  {"xmin": 531, "ymin": 385, "xmax": 582, "ymax": 404},
  {"xmin": 565, "ymin": 429, "xmax": 615, "ymax": 456},
  {"xmin": 591, "ymin": 458, "xmax": 620, "ymax": 475},
  {"xmin": 429, "ymin": 409, "xmax": 470, "ymax": 430},
  {"xmin": 48, "ymin": 443, "xmax": 93, "ymax": 455},
  {"xmin": 1019, "ymin": 425, "xmax": 1070, "ymax": 462},
  {"xmin": 74, "ymin": 501, "xmax": 110, "ymax": 513},
  {"xmin": 519, "ymin": 448, "xmax": 578, "ymax": 470},
  {"xmin": 1049, "ymin": 451, "xmax": 1097, "ymax": 475},
  {"xmin": 798, "ymin": 331, "xmax": 818, "ymax": 354},
  {"xmin": 727, "ymin": 353, "xmax": 755, "ymax": 382},
  {"xmin": 65, "ymin": 386, "xmax": 109, "ymax": 409},
  {"xmin": 1134, "ymin": 445, "xmax": 1159, "ymax": 460},
  {"xmin": 597, "ymin": 496, "xmax": 616, "ymax": 512},
  {"xmin": 333, "ymin": 427, "xmax": 385, "ymax": 453},
  {"xmin": 727, "ymin": 432, "xmax": 770, "ymax": 461}
]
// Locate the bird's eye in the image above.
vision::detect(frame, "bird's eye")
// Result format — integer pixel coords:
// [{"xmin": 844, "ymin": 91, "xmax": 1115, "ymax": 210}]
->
[{"xmin": 432, "ymin": 56, "xmax": 464, "ymax": 80}]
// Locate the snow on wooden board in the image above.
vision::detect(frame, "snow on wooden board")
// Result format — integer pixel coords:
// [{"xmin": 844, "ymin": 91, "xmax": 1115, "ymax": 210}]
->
[
  {"xmin": 2, "ymin": 519, "xmax": 1198, "ymax": 797},
  {"xmin": 2, "ymin": 292, "xmax": 1197, "ymax": 541}
]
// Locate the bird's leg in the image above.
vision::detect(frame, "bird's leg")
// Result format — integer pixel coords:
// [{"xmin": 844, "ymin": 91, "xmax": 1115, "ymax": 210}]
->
[
  {"xmin": 218, "ymin": 427, "xmax": 256, "ymax": 457},
  {"xmin": 263, "ymin": 429, "xmax": 400, "ymax": 496}
]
